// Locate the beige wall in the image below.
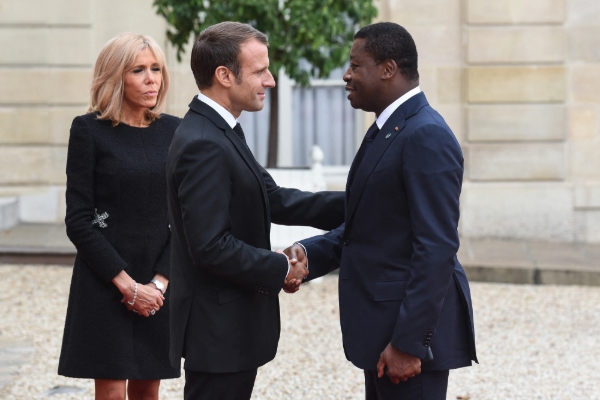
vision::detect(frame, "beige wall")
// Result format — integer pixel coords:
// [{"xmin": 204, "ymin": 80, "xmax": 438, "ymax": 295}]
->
[
  {"xmin": 0, "ymin": 0, "xmax": 175, "ymax": 222},
  {"xmin": 1, "ymin": 0, "xmax": 600, "ymax": 242}
]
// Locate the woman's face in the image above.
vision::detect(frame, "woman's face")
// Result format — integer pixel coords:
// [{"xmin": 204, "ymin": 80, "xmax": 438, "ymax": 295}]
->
[{"xmin": 122, "ymin": 48, "xmax": 162, "ymax": 112}]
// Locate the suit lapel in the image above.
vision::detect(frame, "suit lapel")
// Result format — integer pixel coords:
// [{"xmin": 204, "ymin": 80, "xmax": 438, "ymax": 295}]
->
[
  {"xmin": 188, "ymin": 98, "xmax": 271, "ymax": 225},
  {"xmin": 345, "ymin": 92, "xmax": 429, "ymax": 225},
  {"xmin": 223, "ymin": 126, "xmax": 272, "ymax": 224},
  {"xmin": 345, "ymin": 113, "xmax": 406, "ymax": 224}
]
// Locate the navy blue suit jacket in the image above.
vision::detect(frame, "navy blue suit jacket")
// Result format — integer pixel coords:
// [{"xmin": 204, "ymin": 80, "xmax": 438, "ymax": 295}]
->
[{"xmin": 301, "ymin": 92, "xmax": 477, "ymax": 371}]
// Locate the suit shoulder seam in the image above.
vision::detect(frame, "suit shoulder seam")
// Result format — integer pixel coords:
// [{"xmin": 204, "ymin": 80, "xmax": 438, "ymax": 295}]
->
[{"xmin": 173, "ymin": 117, "xmax": 229, "ymax": 172}]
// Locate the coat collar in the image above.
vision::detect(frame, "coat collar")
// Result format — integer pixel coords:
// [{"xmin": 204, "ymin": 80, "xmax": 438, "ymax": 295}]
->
[
  {"xmin": 345, "ymin": 92, "xmax": 429, "ymax": 225},
  {"xmin": 188, "ymin": 97, "xmax": 272, "ymax": 226},
  {"xmin": 189, "ymin": 96, "xmax": 231, "ymax": 130}
]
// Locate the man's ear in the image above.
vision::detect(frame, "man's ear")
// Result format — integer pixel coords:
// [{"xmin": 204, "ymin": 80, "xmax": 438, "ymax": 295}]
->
[
  {"xmin": 382, "ymin": 60, "xmax": 398, "ymax": 80},
  {"xmin": 213, "ymin": 66, "xmax": 233, "ymax": 88}
]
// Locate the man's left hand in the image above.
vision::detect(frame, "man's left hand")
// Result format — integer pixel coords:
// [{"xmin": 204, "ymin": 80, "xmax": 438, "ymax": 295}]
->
[{"xmin": 377, "ymin": 343, "xmax": 421, "ymax": 384}]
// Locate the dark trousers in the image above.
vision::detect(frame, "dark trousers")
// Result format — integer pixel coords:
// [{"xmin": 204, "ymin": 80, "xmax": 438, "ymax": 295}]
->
[
  {"xmin": 184, "ymin": 368, "xmax": 258, "ymax": 400},
  {"xmin": 364, "ymin": 369, "xmax": 449, "ymax": 400}
]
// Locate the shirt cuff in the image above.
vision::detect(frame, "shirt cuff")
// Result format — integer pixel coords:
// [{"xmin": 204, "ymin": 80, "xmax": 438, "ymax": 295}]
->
[
  {"xmin": 280, "ymin": 251, "xmax": 291, "ymax": 278},
  {"xmin": 294, "ymin": 242, "xmax": 309, "ymax": 278}
]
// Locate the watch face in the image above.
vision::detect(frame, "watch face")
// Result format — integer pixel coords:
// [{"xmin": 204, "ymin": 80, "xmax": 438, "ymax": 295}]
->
[{"xmin": 152, "ymin": 280, "xmax": 164, "ymax": 292}]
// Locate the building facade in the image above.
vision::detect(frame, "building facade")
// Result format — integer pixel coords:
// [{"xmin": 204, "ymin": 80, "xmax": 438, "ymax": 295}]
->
[{"xmin": 1, "ymin": 0, "xmax": 599, "ymax": 242}]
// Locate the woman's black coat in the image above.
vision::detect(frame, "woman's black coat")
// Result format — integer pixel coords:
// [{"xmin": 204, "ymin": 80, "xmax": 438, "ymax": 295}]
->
[{"xmin": 58, "ymin": 112, "xmax": 180, "ymax": 380}]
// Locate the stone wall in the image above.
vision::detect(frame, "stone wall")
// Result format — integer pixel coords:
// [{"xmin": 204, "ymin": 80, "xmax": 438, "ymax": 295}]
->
[
  {"xmin": 0, "ymin": 0, "xmax": 168, "ymax": 223},
  {"xmin": 568, "ymin": 0, "xmax": 600, "ymax": 242},
  {"xmin": 1, "ymin": 0, "xmax": 600, "ymax": 242},
  {"xmin": 463, "ymin": 0, "xmax": 573, "ymax": 241}
]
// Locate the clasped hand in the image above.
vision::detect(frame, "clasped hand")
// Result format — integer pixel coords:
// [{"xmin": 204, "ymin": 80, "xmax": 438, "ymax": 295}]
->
[
  {"xmin": 279, "ymin": 243, "xmax": 308, "ymax": 294},
  {"xmin": 122, "ymin": 283, "xmax": 164, "ymax": 317}
]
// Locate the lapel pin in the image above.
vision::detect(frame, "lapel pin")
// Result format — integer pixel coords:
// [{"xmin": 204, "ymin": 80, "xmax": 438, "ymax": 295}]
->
[
  {"xmin": 385, "ymin": 133, "xmax": 391, "ymax": 139},
  {"xmin": 394, "ymin": 127, "xmax": 399, "ymax": 131}
]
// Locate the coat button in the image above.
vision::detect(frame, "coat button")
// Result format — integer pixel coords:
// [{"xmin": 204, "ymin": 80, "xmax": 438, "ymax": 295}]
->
[{"xmin": 343, "ymin": 239, "xmax": 350, "ymax": 246}]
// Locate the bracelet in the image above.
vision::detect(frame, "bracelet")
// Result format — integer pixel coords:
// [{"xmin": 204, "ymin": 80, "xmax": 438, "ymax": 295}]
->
[{"xmin": 127, "ymin": 282, "xmax": 138, "ymax": 306}]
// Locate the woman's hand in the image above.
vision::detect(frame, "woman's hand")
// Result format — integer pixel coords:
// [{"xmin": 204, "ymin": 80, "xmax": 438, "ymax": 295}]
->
[
  {"xmin": 124, "ymin": 284, "xmax": 164, "ymax": 317},
  {"xmin": 113, "ymin": 270, "xmax": 137, "ymax": 304},
  {"xmin": 113, "ymin": 270, "xmax": 165, "ymax": 317}
]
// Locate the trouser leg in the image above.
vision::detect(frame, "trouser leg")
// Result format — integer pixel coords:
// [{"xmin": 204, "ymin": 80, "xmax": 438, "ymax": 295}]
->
[{"xmin": 184, "ymin": 368, "xmax": 258, "ymax": 400}]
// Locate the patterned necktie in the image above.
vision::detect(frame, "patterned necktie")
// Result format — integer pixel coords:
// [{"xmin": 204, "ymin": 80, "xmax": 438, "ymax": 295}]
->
[
  {"xmin": 348, "ymin": 122, "xmax": 380, "ymax": 189},
  {"xmin": 233, "ymin": 123, "xmax": 247, "ymax": 144}
]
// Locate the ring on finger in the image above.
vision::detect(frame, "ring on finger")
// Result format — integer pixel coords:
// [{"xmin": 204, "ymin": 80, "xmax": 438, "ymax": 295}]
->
[{"xmin": 150, "ymin": 309, "xmax": 156, "ymax": 316}]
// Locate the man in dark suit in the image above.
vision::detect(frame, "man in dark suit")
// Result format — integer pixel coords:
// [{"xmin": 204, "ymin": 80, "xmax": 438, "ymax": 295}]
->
[
  {"xmin": 166, "ymin": 22, "xmax": 344, "ymax": 400},
  {"xmin": 285, "ymin": 23, "xmax": 477, "ymax": 399}
]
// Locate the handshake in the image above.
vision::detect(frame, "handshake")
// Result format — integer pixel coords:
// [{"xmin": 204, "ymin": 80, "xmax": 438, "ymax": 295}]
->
[{"xmin": 277, "ymin": 243, "xmax": 307, "ymax": 294}]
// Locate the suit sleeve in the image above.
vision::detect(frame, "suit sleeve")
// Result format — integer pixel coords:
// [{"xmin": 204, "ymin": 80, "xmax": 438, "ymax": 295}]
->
[
  {"xmin": 172, "ymin": 138, "xmax": 288, "ymax": 295},
  {"xmin": 391, "ymin": 123, "xmax": 463, "ymax": 359},
  {"xmin": 153, "ymin": 118, "xmax": 179, "ymax": 280},
  {"xmin": 64, "ymin": 116, "xmax": 128, "ymax": 282},
  {"xmin": 300, "ymin": 223, "xmax": 345, "ymax": 280},
  {"xmin": 259, "ymin": 166, "xmax": 345, "ymax": 231}
]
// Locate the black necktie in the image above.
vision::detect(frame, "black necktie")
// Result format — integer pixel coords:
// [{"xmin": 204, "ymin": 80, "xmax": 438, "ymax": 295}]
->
[
  {"xmin": 348, "ymin": 122, "xmax": 380, "ymax": 189},
  {"xmin": 233, "ymin": 123, "xmax": 247, "ymax": 144}
]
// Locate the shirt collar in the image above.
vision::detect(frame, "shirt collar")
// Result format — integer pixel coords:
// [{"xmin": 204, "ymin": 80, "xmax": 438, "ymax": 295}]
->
[
  {"xmin": 375, "ymin": 86, "xmax": 421, "ymax": 129},
  {"xmin": 197, "ymin": 92, "xmax": 237, "ymax": 129}
]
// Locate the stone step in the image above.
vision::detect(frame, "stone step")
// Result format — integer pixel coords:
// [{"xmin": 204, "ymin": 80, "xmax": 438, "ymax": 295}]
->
[
  {"xmin": 0, "ymin": 198, "xmax": 18, "ymax": 231},
  {"xmin": 463, "ymin": 262, "xmax": 600, "ymax": 286},
  {"xmin": 458, "ymin": 238, "xmax": 600, "ymax": 286},
  {"xmin": 0, "ymin": 223, "xmax": 75, "ymax": 265},
  {"xmin": 0, "ymin": 246, "xmax": 76, "ymax": 265}
]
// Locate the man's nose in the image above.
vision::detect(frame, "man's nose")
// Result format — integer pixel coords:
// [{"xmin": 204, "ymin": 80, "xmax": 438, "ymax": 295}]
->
[
  {"xmin": 343, "ymin": 68, "xmax": 351, "ymax": 82},
  {"xmin": 265, "ymin": 69, "xmax": 276, "ymax": 88}
]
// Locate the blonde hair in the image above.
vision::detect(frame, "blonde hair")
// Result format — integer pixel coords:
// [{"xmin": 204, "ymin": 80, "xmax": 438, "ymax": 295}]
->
[{"xmin": 88, "ymin": 33, "xmax": 170, "ymax": 126}]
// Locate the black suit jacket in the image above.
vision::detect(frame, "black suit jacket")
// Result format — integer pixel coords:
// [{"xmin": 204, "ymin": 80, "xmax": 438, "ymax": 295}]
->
[
  {"xmin": 301, "ymin": 93, "xmax": 477, "ymax": 371},
  {"xmin": 166, "ymin": 97, "xmax": 344, "ymax": 373}
]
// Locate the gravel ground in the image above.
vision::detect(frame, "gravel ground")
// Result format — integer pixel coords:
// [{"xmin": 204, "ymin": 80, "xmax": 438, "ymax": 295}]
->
[{"xmin": 0, "ymin": 265, "xmax": 599, "ymax": 399}]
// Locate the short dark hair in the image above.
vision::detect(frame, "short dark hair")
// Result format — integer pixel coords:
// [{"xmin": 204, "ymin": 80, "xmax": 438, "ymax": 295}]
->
[
  {"xmin": 354, "ymin": 22, "xmax": 419, "ymax": 81},
  {"xmin": 191, "ymin": 22, "xmax": 268, "ymax": 90}
]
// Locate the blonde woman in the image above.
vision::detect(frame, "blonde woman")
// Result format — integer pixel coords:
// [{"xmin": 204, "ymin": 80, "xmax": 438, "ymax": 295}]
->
[{"xmin": 58, "ymin": 33, "xmax": 180, "ymax": 400}]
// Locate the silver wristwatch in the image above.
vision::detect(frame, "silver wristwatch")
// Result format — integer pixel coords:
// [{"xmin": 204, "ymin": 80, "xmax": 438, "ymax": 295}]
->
[{"xmin": 151, "ymin": 279, "xmax": 165, "ymax": 294}]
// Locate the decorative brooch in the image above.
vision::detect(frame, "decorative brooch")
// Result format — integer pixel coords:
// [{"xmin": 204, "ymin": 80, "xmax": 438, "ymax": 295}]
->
[{"xmin": 92, "ymin": 208, "xmax": 109, "ymax": 228}]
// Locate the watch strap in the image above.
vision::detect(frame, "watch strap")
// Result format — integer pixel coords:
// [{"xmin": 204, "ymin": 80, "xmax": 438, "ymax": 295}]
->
[{"xmin": 150, "ymin": 279, "xmax": 165, "ymax": 294}]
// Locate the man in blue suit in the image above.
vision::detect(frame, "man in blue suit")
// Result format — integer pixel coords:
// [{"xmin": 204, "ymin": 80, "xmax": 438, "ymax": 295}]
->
[{"xmin": 285, "ymin": 22, "xmax": 477, "ymax": 399}]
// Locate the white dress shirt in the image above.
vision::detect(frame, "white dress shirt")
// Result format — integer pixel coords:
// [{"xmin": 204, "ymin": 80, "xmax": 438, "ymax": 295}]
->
[
  {"xmin": 375, "ymin": 86, "xmax": 421, "ymax": 129},
  {"xmin": 197, "ymin": 92, "xmax": 237, "ymax": 128}
]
